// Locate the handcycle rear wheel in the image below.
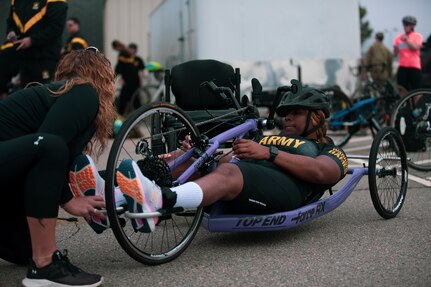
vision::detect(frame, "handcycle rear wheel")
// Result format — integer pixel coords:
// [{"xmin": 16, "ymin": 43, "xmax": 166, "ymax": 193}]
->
[
  {"xmin": 368, "ymin": 127, "xmax": 408, "ymax": 219},
  {"xmin": 105, "ymin": 102, "xmax": 204, "ymax": 265},
  {"xmin": 390, "ymin": 89, "xmax": 431, "ymax": 171}
]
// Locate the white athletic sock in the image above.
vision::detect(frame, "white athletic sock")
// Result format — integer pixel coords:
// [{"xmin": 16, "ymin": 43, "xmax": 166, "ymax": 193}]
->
[{"xmin": 171, "ymin": 182, "xmax": 203, "ymax": 208}]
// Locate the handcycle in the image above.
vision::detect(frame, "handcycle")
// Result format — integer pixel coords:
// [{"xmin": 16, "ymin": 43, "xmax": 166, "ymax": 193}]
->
[
  {"xmin": 390, "ymin": 88, "xmax": 431, "ymax": 171},
  {"xmin": 104, "ymin": 79, "xmax": 408, "ymax": 265}
]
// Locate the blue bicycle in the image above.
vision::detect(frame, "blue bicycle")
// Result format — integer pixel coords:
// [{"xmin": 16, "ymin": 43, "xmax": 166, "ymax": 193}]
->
[
  {"xmin": 104, "ymin": 79, "xmax": 408, "ymax": 265},
  {"xmin": 325, "ymin": 83, "xmax": 399, "ymax": 147}
]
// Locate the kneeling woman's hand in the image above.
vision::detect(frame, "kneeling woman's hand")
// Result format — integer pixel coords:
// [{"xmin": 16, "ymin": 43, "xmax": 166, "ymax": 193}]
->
[{"xmin": 62, "ymin": 196, "xmax": 106, "ymax": 222}]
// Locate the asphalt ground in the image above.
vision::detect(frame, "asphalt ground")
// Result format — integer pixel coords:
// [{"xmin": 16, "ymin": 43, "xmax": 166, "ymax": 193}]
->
[{"xmin": 1, "ymin": 134, "xmax": 430, "ymax": 287}]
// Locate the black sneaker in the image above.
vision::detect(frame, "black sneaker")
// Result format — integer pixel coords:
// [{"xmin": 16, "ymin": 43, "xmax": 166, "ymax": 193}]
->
[{"xmin": 22, "ymin": 250, "xmax": 103, "ymax": 287}]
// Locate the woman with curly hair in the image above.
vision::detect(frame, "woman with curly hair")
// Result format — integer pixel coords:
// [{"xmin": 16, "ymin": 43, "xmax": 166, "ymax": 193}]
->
[{"xmin": 0, "ymin": 47, "xmax": 116, "ymax": 287}]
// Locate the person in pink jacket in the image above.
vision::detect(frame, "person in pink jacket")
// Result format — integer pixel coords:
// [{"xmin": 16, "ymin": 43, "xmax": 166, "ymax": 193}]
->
[{"xmin": 393, "ymin": 15, "xmax": 423, "ymax": 92}]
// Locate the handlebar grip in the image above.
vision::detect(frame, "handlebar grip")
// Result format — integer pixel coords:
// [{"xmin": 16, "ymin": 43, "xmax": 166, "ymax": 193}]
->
[
  {"xmin": 202, "ymin": 81, "xmax": 218, "ymax": 92},
  {"xmin": 251, "ymin": 78, "xmax": 262, "ymax": 95},
  {"xmin": 201, "ymin": 81, "xmax": 230, "ymax": 103}
]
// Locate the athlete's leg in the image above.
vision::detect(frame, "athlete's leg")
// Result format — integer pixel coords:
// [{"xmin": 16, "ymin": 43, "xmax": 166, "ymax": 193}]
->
[
  {"xmin": 193, "ymin": 163, "xmax": 244, "ymax": 205},
  {"xmin": 116, "ymin": 159, "xmax": 243, "ymax": 233}
]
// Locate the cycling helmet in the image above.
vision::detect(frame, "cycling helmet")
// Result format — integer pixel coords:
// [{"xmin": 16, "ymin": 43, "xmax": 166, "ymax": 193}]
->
[
  {"xmin": 276, "ymin": 79, "xmax": 330, "ymax": 118},
  {"xmin": 146, "ymin": 61, "xmax": 162, "ymax": 72},
  {"xmin": 402, "ymin": 15, "xmax": 417, "ymax": 26}
]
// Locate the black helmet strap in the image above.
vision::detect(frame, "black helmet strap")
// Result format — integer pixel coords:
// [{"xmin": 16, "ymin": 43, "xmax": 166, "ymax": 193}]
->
[{"xmin": 301, "ymin": 111, "xmax": 325, "ymax": 138}]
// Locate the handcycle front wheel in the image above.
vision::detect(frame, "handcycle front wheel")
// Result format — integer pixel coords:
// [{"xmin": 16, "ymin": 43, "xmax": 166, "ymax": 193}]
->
[
  {"xmin": 368, "ymin": 127, "xmax": 408, "ymax": 219},
  {"xmin": 105, "ymin": 102, "xmax": 204, "ymax": 265}
]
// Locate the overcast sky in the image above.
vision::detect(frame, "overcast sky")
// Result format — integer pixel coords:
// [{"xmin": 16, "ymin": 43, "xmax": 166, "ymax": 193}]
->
[{"xmin": 359, "ymin": 0, "xmax": 431, "ymax": 53}]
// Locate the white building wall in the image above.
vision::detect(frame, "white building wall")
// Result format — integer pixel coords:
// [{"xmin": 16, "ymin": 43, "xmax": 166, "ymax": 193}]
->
[
  {"xmin": 193, "ymin": 0, "xmax": 361, "ymax": 61},
  {"xmin": 104, "ymin": 0, "xmax": 163, "ymax": 65}
]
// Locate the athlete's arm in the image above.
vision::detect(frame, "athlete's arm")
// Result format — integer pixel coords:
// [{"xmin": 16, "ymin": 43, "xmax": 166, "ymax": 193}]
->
[{"xmin": 232, "ymin": 139, "xmax": 342, "ymax": 185}]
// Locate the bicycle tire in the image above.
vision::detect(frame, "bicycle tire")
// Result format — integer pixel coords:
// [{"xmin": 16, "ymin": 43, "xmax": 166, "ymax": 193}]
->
[
  {"xmin": 368, "ymin": 97, "xmax": 391, "ymax": 137},
  {"xmin": 368, "ymin": 127, "xmax": 408, "ymax": 219},
  {"xmin": 325, "ymin": 87, "xmax": 355, "ymax": 147},
  {"xmin": 126, "ymin": 87, "xmax": 152, "ymax": 115},
  {"xmin": 389, "ymin": 89, "xmax": 431, "ymax": 171},
  {"xmin": 105, "ymin": 102, "xmax": 204, "ymax": 265}
]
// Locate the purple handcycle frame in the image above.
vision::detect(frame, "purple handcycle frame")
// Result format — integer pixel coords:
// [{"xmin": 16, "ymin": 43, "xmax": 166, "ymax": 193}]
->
[{"xmin": 166, "ymin": 117, "xmax": 369, "ymax": 233}]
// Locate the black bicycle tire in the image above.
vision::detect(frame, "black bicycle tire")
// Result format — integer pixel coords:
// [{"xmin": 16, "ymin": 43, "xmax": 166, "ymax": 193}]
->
[
  {"xmin": 368, "ymin": 127, "xmax": 408, "ymax": 219},
  {"xmin": 369, "ymin": 97, "xmax": 389, "ymax": 137},
  {"xmin": 325, "ymin": 88, "xmax": 355, "ymax": 147},
  {"xmin": 389, "ymin": 89, "xmax": 431, "ymax": 171},
  {"xmin": 105, "ymin": 102, "xmax": 204, "ymax": 265},
  {"xmin": 126, "ymin": 87, "xmax": 152, "ymax": 114}
]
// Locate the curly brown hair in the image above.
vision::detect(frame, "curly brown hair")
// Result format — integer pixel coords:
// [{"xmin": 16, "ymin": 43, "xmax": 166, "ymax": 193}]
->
[
  {"xmin": 53, "ymin": 48, "xmax": 117, "ymax": 157},
  {"xmin": 310, "ymin": 110, "xmax": 333, "ymax": 144}
]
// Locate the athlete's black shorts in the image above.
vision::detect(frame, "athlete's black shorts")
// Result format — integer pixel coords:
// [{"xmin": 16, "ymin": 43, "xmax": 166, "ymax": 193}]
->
[{"xmin": 224, "ymin": 160, "xmax": 310, "ymax": 214}]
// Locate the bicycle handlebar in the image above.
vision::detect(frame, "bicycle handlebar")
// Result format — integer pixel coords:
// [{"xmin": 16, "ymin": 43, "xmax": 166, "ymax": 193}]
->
[{"xmin": 201, "ymin": 81, "xmax": 242, "ymax": 110}]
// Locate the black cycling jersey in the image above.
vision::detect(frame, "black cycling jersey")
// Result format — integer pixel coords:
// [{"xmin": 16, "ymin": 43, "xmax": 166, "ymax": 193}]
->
[{"xmin": 227, "ymin": 134, "xmax": 347, "ymax": 214}]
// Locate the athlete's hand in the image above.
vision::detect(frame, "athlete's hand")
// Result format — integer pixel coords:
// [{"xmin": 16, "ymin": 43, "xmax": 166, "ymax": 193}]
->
[
  {"xmin": 62, "ymin": 196, "xmax": 106, "ymax": 222},
  {"xmin": 158, "ymin": 134, "xmax": 193, "ymax": 160},
  {"xmin": 180, "ymin": 134, "xmax": 193, "ymax": 152},
  {"xmin": 15, "ymin": 37, "xmax": 32, "ymax": 50},
  {"xmin": 232, "ymin": 139, "xmax": 269, "ymax": 160}
]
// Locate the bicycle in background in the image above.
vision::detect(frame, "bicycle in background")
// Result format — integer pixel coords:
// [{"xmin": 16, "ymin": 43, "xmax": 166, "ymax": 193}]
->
[
  {"xmin": 325, "ymin": 81, "xmax": 399, "ymax": 147},
  {"xmin": 126, "ymin": 61, "xmax": 166, "ymax": 115},
  {"xmin": 390, "ymin": 89, "xmax": 431, "ymax": 171}
]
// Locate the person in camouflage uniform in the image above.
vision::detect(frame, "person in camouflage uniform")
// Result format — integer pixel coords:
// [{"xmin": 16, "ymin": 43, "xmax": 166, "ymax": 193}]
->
[{"xmin": 364, "ymin": 32, "xmax": 393, "ymax": 85}]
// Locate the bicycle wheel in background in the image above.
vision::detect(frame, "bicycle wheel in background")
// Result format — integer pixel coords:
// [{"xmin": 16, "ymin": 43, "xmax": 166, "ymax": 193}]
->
[
  {"xmin": 368, "ymin": 127, "xmax": 408, "ymax": 219},
  {"xmin": 390, "ymin": 89, "xmax": 431, "ymax": 171},
  {"xmin": 105, "ymin": 103, "xmax": 204, "ymax": 265},
  {"xmin": 124, "ymin": 86, "xmax": 152, "ymax": 115},
  {"xmin": 324, "ymin": 87, "xmax": 355, "ymax": 147}
]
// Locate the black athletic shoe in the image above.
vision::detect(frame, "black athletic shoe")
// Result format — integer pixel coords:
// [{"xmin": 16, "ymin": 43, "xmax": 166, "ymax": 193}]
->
[{"xmin": 22, "ymin": 250, "xmax": 103, "ymax": 287}]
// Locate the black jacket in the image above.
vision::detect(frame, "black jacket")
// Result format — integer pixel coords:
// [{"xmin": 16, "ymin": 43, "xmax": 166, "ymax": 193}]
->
[
  {"xmin": 64, "ymin": 31, "xmax": 88, "ymax": 54},
  {"xmin": 6, "ymin": 0, "xmax": 67, "ymax": 61}
]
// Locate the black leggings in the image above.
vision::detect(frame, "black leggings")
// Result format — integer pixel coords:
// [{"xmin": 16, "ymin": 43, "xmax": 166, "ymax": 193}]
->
[
  {"xmin": 0, "ymin": 133, "xmax": 69, "ymax": 218},
  {"xmin": 0, "ymin": 133, "xmax": 69, "ymax": 265},
  {"xmin": 397, "ymin": 67, "xmax": 422, "ymax": 91}
]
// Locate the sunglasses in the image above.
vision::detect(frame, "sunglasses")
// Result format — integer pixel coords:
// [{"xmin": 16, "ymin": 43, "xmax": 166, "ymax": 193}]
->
[{"xmin": 85, "ymin": 46, "xmax": 100, "ymax": 53}]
